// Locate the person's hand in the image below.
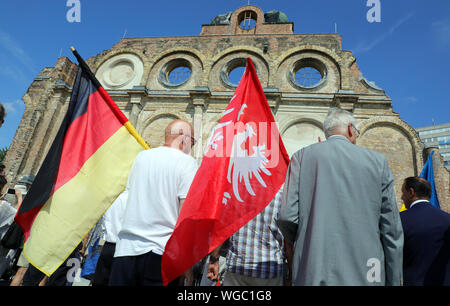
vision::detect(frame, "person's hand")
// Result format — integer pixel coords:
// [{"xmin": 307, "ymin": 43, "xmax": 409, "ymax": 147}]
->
[
  {"xmin": 79, "ymin": 234, "xmax": 89, "ymax": 259},
  {"xmin": 79, "ymin": 247, "xmax": 86, "ymax": 258},
  {"xmin": 14, "ymin": 188, "xmax": 22, "ymax": 207},
  {"xmin": 207, "ymin": 262, "xmax": 219, "ymax": 281},
  {"xmin": 14, "ymin": 188, "xmax": 21, "ymax": 197}
]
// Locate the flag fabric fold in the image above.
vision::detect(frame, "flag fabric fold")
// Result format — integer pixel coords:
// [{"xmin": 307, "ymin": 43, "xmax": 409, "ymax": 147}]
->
[
  {"xmin": 14, "ymin": 48, "xmax": 148, "ymax": 276},
  {"xmin": 400, "ymin": 151, "xmax": 441, "ymax": 211},
  {"xmin": 419, "ymin": 151, "xmax": 440, "ymax": 209},
  {"xmin": 161, "ymin": 58, "xmax": 289, "ymax": 285}
]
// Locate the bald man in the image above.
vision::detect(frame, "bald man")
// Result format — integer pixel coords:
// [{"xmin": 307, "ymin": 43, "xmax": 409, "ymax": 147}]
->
[{"xmin": 109, "ymin": 120, "xmax": 198, "ymax": 286}]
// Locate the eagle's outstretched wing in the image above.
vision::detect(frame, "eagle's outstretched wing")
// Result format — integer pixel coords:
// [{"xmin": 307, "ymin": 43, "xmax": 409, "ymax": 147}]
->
[{"xmin": 227, "ymin": 123, "xmax": 271, "ymax": 202}]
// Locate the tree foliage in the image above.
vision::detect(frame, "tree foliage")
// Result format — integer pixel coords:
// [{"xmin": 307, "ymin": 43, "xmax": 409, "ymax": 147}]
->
[{"xmin": 0, "ymin": 147, "xmax": 7, "ymax": 163}]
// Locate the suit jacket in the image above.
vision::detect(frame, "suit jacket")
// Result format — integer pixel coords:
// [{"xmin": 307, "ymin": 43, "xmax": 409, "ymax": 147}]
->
[
  {"xmin": 278, "ymin": 135, "xmax": 404, "ymax": 286},
  {"xmin": 400, "ymin": 201, "xmax": 450, "ymax": 286}
]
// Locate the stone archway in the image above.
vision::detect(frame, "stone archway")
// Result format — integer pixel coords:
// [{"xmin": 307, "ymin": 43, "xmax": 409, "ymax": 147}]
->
[
  {"xmin": 140, "ymin": 113, "xmax": 182, "ymax": 149},
  {"xmin": 357, "ymin": 117, "xmax": 424, "ymax": 208},
  {"xmin": 280, "ymin": 118, "xmax": 325, "ymax": 157}
]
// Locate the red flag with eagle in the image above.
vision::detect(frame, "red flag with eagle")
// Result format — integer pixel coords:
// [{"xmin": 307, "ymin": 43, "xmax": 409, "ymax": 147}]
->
[{"xmin": 161, "ymin": 58, "xmax": 289, "ymax": 285}]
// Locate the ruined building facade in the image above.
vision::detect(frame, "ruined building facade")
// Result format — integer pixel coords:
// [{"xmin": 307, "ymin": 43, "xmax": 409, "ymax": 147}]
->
[{"xmin": 4, "ymin": 5, "xmax": 449, "ymax": 211}]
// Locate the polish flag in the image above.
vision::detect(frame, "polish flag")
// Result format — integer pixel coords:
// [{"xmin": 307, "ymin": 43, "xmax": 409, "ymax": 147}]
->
[{"xmin": 161, "ymin": 58, "xmax": 289, "ymax": 285}]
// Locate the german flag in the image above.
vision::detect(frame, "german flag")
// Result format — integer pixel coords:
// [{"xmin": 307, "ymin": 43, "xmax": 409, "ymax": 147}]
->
[{"xmin": 14, "ymin": 47, "xmax": 149, "ymax": 276}]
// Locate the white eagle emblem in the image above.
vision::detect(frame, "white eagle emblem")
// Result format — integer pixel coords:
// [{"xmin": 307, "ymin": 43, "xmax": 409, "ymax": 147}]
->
[
  {"xmin": 207, "ymin": 99, "xmax": 272, "ymax": 205},
  {"xmin": 226, "ymin": 107, "xmax": 271, "ymax": 202}
]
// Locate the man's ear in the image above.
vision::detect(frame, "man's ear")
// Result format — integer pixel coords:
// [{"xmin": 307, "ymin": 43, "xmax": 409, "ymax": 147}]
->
[
  {"xmin": 348, "ymin": 124, "xmax": 357, "ymax": 140},
  {"xmin": 179, "ymin": 137, "xmax": 185, "ymax": 150},
  {"xmin": 407, "ymin": 187, "xmax": 416, "ymax": 197},
  {"xmin": 347, "ymin": 123, "xmax": 353, "ymax": 137}
]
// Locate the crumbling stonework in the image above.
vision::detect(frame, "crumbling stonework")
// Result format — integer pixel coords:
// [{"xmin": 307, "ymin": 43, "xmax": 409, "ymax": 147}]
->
[{"xmin": 3, "ymin": 5, "xmax": 448, "ymax": 211}]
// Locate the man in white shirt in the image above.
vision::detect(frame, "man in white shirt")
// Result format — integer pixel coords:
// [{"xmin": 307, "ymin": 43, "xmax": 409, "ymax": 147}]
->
[
  {"xmin": 91, "ymin": 189, "xmax": 128, "ymax": 286},
  {"xmin": 109, "ymin": 120, "xmax": 198, "ymax": 286},
  {"xmin": 0, "ymin": 177, "xmax": 20, "ymax": 239}
]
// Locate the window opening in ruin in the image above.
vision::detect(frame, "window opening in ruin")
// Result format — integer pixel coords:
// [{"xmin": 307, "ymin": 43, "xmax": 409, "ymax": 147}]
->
[
  {"xmin": 294, "ymin": 67, "xmax": 322, "ymax": 88},
  {"xmin": 228, "ymin": 66, "xmax": 246, "ymax": 85},
  {"xmin": 167, "ymin": 66, "xmax": 192, "ymax": 86},
  {"xmin": 239, "ymin": 11, "xmax": 257, "ymax": 30}
]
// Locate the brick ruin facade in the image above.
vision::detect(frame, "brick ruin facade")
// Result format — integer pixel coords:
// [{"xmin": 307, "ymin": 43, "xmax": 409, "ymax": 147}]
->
[{"xmin": 3, "ymin": 5, "xmax": 449, "ymax": 211}]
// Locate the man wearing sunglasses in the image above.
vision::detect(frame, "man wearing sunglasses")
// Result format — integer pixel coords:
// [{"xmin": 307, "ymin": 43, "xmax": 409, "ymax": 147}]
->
[{"xmin": 109, "ymin": 120, "xmax": 198, "ymax": 286}]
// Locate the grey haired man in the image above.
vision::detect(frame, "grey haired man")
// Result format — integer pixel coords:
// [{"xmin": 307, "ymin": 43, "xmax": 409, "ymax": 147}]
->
[{"xmin": 278, "ymin": 107, "xmax": 404, "ymax": 286}]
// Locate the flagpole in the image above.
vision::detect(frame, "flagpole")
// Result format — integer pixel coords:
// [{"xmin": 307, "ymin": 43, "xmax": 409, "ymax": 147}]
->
[{"xmin": 69, "ymin": 46, "xmax": 149, "ymax": 150}]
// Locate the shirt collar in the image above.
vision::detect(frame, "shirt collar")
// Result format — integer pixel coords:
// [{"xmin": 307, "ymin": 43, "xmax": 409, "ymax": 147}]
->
[
  {"xmin": 409, "ymin": 199, "xmax": 429, "ymax": 209},
  {"xmin": 327, "ymin": 135, "xmax": 351, "ymax": 142}
]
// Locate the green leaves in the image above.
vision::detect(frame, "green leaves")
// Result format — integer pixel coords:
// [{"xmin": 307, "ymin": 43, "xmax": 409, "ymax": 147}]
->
[{"xmin": 0, "ymin": 147, "xmax": 8, "ymax": 163}]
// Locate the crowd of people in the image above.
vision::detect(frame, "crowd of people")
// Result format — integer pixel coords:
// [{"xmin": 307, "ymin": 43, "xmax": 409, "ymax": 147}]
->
[{"xmin": 0, "ymin": 104, "xmax": 449, "ymax": 286}]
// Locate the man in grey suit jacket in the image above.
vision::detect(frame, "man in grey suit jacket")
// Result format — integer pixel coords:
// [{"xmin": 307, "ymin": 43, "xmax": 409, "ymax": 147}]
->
[{"xmin": 278, "ymin": 107, "xmax": 403, "ymax": 286}]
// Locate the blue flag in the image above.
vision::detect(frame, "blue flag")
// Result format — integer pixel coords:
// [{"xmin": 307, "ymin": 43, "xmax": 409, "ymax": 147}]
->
[{"xmin": 419, "ymin": 151, "xmax": 440, "ymax": 209}]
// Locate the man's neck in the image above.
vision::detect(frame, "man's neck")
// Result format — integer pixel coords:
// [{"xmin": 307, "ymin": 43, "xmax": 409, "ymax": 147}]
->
[
  {"xmin": 164, "ymin": 143, "xmax": 180, "ymax": 150},
  {"xmin": 328, "ymin": 134, "xmax": 351, "ymax": 141}
]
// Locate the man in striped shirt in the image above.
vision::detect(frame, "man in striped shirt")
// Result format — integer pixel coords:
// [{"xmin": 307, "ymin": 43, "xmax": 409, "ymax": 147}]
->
[{"xmin": 207, "ymin": 190, "xmax": 288, "ymax": 286}]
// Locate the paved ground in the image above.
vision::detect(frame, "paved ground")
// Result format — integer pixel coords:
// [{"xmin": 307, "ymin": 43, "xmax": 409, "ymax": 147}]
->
[
  {"xmin": 71, "ymin": 278, "xmax": 91, "ymax": 286},
  {"xmin": 71, "ymin": 268, "xmax": 90, "ymax": 286}
]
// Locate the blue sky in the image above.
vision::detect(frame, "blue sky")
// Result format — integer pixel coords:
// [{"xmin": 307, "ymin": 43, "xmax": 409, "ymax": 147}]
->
[{"xmin": 0, "ymin": 0, "xmax": 449, "ymax": 148}]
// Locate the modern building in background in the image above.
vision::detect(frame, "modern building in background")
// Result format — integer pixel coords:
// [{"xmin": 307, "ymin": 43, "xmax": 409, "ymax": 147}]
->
[{"xmin": 417, "ymin": 123, "xmax": 450, "ymax": 171}]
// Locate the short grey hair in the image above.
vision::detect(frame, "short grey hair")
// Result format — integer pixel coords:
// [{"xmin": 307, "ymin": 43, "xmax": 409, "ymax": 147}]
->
[{"xmin": 323, "ymin": 107, "xmax": 358, "ymax": 138}]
